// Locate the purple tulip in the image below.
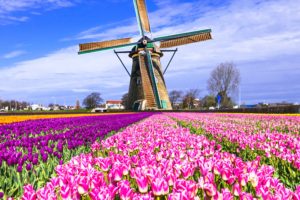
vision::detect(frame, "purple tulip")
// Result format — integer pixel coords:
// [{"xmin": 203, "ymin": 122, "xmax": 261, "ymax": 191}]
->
[
  {"xmin": 17, "ymin": 164, "xmax": 23, "ymax": 173},
  {"xmin": 26, "ymin": 163, "xmax": 32, "ymax": 171},
  {"xmin": 32, "ymin": 157, "xmax": 38, "ymax": 165}
]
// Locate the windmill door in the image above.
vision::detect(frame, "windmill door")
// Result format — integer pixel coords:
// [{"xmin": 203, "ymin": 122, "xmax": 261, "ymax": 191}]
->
[
  {"xmin": 133, "ymin": 102, "xmax": 140, "ymax": 111},
  {"xmin": 161, "ymin": 100, "xmax": 167, "ymax": 109}
]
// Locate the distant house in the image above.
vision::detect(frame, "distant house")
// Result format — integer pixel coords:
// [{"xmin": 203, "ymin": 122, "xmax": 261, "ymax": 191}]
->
[
  {"xmin": 105, "ymin": 100, "xmax": 124, "ymax": 109},
  {"xmin": 31, "ymin": 104, "xmax": 42, "ymax": 111},
  {"xmin": 30, "ymin": 104, "xmax": 50, "ymax": 111}
]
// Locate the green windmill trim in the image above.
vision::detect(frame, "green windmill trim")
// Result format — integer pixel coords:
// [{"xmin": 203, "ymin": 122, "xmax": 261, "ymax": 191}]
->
[
  {"xmin": 145, "ymin": 49, "xmax": 162, "ymax": 108},
  {"xmin": 154, "ymin": 29, "xmax": 212, "ymax": 41},
  {"xmin": 135, "ymin": 42, "xmax": 155, "ymax": 49}
]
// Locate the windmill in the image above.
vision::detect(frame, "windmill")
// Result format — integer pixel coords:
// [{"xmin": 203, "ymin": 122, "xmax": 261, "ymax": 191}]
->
[{"xmin": 78, "ymin": 0, "xmax": 212, "ymax": 110}]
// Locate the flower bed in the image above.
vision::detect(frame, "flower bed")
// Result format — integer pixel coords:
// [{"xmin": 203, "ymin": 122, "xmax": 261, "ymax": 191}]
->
[
  {"xmin": 0, "ymin": 113, "xmax": 151, "ymax": 198},
  {"xmin": 19, "ymin": 114, "xmax": 300, "ymax": 199},
  {"xmin": 166, "ymin": 112, "xmax": 300, "ymax": 189},
  {"xmin": 0, "ymin": 113, "xmax": 133, "ymax": 125}
]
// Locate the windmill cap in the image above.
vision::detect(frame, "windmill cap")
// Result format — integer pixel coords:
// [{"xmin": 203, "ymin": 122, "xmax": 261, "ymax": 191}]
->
[{"xmin": 129, "ymin": 36, "xmax": 163, "ymax": 58}]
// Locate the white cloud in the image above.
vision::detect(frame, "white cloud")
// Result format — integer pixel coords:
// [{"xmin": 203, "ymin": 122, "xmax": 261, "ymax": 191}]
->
[
  {"xmin": 0, "ymin": 45, "xmax": 130, "ymax": 94},
  {"xmin": 3, "ymin": 50, "xmax": 26, "ymax": 59},
  {"xmin": 0, "ymin": 0, "xmax": 77, "ymax": 24},
  {"xmin": 1, "ymin": 0, "xmax": 300, "ymax": 104},
  {"xmin": 0, "ymin": 0, "xmax": 75, "ymax": 13},
  {"xmin": 71, "ymin": 88, "xmax": 93, "ymax": 93}
]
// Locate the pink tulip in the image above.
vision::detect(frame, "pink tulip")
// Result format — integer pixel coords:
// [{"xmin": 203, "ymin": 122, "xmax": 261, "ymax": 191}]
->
[
  {"xmin": 221, "ymin": 188, "xmax": 233, "ymax": 200},
  {"xmin": 239, "ymin": 192, "xmax": 253, "ymax": 200},
  {"xmin": 89, "ymin": 186, "xmax": 114, "ymax": 200},
  {"xmin": 22, "ymin": 185, "xmax": 36, "ymax": 200},
  {"xmin": 213, "ymin": 165, "xmax": 220, "ymax": 175},
  {"xmin": 110, "ymin": 166, "xmax": 123, "ymax": 182},
  {"xmin": 120, "ymin": 163, "xmax": 130, "ymax": 176},
  {"xmin": 168, "ymin": 192, "xmax": 181, "ymax": 200},
  {"xmin": 181, "ymin": 164, "xmax": 194, "ymax": 179},
  {"xmin": 248, "ymin": 172, "xmax": 258, "ymax": 188},
  {"xmin": 166, "ymin": 173, "xmax": 176, "ymax": 186},
  {"xmin": 136, "ymin": 175, "xmax": 148, "ymax": 193},
  {"xmin": 95, "ymin": 157, "xmax": 111, "ymax": 172},
  {"xmin": 203, "ymin": 183, "xmax": 217, "ymax": 197},
  {"xmin": 119, "ymin": 181, "xmax": 134, "ymax": 200},
  {"xmin": 131, "ymin": 155, "xmax": 139, "ymax": 166},
  {"xmin": 227, "ymin": 175, "xmax": 236, "ymax": 185},
  {"xmin": 91, "ymin": 141, "xmax": 101, "ymax": 152},
  {"xmin": 233, "ymin": 183, "xmax": 241, "ymax": 197},
  {"xmin": 151, "ymin": 177, "xmax": 169, "ymax": 196},
  {"xmin": 256, "ymin": 184, "xmax": 270, "ymax": 199},
  {"xmin": 221, "ymin": 167, "xmax": 231, "ymax": 181},
  {"xmin": 238, "ymin": 174, "xmax": 248, "ymax": 186},
  {"xmin": 156, "ymin": 152, "xmax": 163, "ymax": 162},
  {"xmin": 60, "ymin": 184, "xmax": 71, "ymax": 199},
  {"xmin": 77, "ymin": 175, "xmax": 90, "ymax": 195},
  {"xmin": 173, "ymin": 179, "xmax": 198, "ymax": 199}
]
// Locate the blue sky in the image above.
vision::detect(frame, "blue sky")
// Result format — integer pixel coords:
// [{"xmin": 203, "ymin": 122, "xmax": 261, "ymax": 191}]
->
[{"xmin": 0, "ymin": 0, "xmax": 299, "ymax": 106}]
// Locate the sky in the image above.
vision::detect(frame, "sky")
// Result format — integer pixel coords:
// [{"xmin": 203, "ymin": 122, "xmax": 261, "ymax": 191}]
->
[{"xmin": 0, "ymin": 0, "xmax": 299, "ymax": 106}]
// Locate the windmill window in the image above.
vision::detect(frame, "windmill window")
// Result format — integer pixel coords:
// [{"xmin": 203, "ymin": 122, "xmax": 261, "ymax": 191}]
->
[{"xmin": 137, "ymin": 77, "xmax": 141, "ymax": 85}]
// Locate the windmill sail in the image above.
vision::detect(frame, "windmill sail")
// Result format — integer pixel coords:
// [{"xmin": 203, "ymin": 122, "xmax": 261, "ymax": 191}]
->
[
  {"xmin": 79, "ymin": 38, "xmax": 137, "ymax": 54},
  {"xmin": 133, "ymin": 0, "xmax": 151, "ymax": 35},
  {"xmin": 154, "ymin": 29, "xmax": 212, "ymax": 48}
]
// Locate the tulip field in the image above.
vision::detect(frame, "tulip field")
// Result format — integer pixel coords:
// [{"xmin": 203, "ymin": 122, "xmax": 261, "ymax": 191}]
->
[
  {"xmin": 0, "ymin": 113, "xmax": 152, "ymax": 199},
  {"xmin": 0, "ymin": 113, "xmax": 299, "ymax": 199}
]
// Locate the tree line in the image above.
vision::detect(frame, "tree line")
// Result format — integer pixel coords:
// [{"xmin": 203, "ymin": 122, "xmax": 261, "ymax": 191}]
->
[{"xmin": 0, "ymin": 100, "xmax": 30, "ymax": 110}]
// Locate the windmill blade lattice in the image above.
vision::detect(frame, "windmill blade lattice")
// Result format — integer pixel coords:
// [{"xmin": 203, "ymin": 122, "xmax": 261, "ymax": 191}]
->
[
  {"xmin": 154, "ymin": 29, "xmax": 212, "ymax": 48},
  {"xmin": 79, "ymin": 38, "xmax": 136, "ymax": 54},
  {"xmin": 133, "ymin": 0, "xmax": 151, "ymax": 36}
]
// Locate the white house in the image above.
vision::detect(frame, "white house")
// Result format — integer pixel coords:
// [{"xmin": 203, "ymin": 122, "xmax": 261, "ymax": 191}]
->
[
  {"xmin": 30, "ymin": 104, "xmax": 50, "ymax": 111},
  {"xmin": 31, "ymin": 104, "xmax": 42, "ymax": 111},
  {"xmin": 105, "ymin": 100, "xmax": 124, "ymax": 109}
]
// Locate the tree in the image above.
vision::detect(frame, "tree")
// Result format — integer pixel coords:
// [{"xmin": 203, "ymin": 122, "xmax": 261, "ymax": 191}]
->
[
  {"xmin": 169, "ymin": 90, "xmax": 183, "ymax": 109},
  {"xmin": 48, "ymin": 103, "xmax": 54, "ymax": 108},
  {"xmin": 207, "ymin": 62, "xmax": 240, "ymax": 108},
  {"xmin": 182, "ymin": 89, "xmax": 200, "ymax": 109},
  {"xmin": 83, "ymin": 92, "xmax": 103, "ymax": 109},
  {"xmin": 121, "ymin": 93, "xmax": 129, "ymax": 109},
  {"xmin": 201, "ymin": 95, "xmax": 216, "ymax": 108}
]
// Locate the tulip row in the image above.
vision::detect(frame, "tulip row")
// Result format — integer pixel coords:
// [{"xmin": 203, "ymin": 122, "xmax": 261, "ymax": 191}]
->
[
  {"xmin": 0, "ymin": 113, "xmax": 133, "ymax": 125},
  {"xmin": 0, "ymin": 113, "xmax": 152, "ymax": 198},
  {"xmin": 19, "ymin": 114, "xmax": 300, "ymax": 199},
  {"xmin": 165, "ymin": 112, "xmax": 300, "ymax": 189}
]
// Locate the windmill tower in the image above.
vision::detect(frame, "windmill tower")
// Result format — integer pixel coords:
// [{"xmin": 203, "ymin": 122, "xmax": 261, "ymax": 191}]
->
[{"xmin": 78, "ymin": 0, "xmax": 212, "ymax": 110}]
